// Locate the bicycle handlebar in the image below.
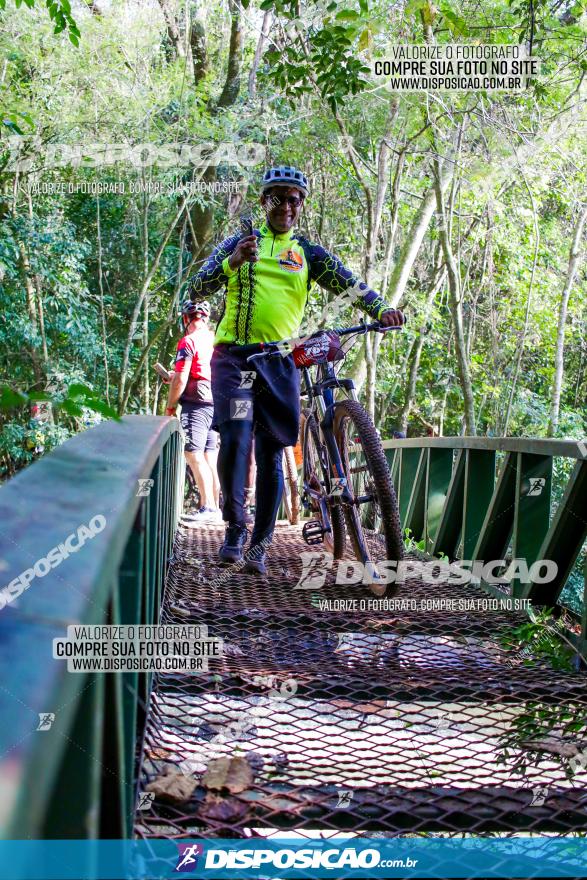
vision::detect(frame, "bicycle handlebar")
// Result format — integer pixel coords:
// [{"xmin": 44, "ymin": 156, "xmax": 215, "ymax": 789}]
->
[
  {"xmin": 336, "ymin": 320, "xmax": 402, "ymax": 337},
  {"xmin": 243, "ymin": 320, "xmax": 402, "ymax": 364}
]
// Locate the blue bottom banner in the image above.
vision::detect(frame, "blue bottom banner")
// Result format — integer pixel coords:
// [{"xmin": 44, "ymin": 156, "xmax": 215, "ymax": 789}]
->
[{"xmin": 0, "ymin": 838, "xmax": 586, "ymax": 878}]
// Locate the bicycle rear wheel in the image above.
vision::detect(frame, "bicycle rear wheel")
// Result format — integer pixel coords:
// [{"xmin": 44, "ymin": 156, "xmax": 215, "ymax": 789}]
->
[
  {"xmin": 301, "ymin": 410, "xmax": 345, "ymax": 558},
  {"xmin": 333, "ymin": 399, "xmax": 403, "ymax": 595}
]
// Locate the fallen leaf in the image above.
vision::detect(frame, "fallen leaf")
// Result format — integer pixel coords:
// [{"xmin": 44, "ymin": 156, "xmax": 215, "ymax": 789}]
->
[
  {"xmin": 146, "ymin": 747, "xmax": 174, "ymax": 760},
  {"xmin": 146, "ymin": 766, "xmax": 197, "ymax": 803},
  {"xmin": 330, "ymin": 699, "xmax": 389, "ymax": 715},
  {"xmin": 202, "ymin": 756, "xmax": 253, "ymax": 794},
  {"xmin": 199, "ymin": 793, "xmax": 249, "ymax": 823}
]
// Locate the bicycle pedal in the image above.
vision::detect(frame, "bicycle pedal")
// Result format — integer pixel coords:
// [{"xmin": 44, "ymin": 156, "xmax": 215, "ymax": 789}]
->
[{"xmin": 302, "ymin": 520, "xmax": 327, "ymax": 545}]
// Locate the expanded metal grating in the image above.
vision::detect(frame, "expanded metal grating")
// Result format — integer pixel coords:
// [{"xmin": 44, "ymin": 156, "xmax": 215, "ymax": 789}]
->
[{"xmin": 135, "ymin": 522, "xmax": 587, "ymax": 840}]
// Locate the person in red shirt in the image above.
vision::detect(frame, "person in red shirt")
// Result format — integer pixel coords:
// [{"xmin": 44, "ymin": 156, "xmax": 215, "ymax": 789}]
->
[{"xmin": 165, "ymin": 301, "xmax": 220, "ymax": 520}]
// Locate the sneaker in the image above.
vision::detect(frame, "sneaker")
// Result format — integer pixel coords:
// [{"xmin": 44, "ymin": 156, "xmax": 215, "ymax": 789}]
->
[
  {"xmin": 219, "ymin": 523, "xmax": 248, "ymax": 564},
  {"xmin": 243, "ymin": 546, "xmax": 267, "ymax": 575},
  {"xmin": 200, "ymin": 506, "xmax": 223, "ymax": 522},
  {"xmin": 183, "ymin": 507, "xmax": 222, "ymax": 523}
]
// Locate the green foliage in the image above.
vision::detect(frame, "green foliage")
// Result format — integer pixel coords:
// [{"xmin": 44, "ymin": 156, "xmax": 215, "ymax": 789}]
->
[
  {"xmin": 0, "ymin": 417, "xmax": 71, "ymax": 476},
  {"xmin": 497, "ymin": 700, "xmax": 587, "ymax": 777},
  {"xmin": 403, "ymin": 527, "xmax": 427, "ymax": 554},
  {"xmin": 439, "ymin": 1, "xmax": 469, "ymax": 37},
  {"xmin": 496, "ymin": 606, "xmax": 587, "ymax": 775},
  {"xmin": 499, "ymin": 606, "xmax": 578, "ymax": 672},
  {"xmin": 260, "ymin": 1, "xmax": 371, "ymax": 110},
  {"xmin": 0, "ymin": 0, "xmax": 80, "ymax": 44},
  {"xmin": 0, "ymin": 0, "xmax": 585, "ymax": 497},
  {"xmin": 0, "ymin": 382, "xmax": 120, "ymax": 421}
]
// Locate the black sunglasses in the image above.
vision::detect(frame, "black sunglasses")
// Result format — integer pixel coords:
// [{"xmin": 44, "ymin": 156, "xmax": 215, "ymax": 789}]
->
[{"xmin": 267, "ymin": 193, "xmax": 304, "ymax": 208}]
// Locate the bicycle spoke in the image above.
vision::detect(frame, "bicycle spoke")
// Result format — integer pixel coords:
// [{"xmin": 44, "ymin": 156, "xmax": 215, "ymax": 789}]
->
[
  {"xmin": 343, "ymin": 422, "xmax": 387, "ymax": 564},
  {"xmin": 301, "ymin": 412, "xmax": 345, "ymax": 558}
]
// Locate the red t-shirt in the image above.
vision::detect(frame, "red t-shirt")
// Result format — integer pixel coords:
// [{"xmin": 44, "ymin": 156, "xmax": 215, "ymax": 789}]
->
[{"xmin": 175, "ymin": 325, "xmax": 214, "ymax": 404}]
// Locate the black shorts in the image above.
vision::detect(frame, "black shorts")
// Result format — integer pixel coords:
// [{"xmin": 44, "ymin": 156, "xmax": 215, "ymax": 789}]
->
[
  {"xmin": 180, "ymin": 403, "xmax": 218, "ymax": 453},
  {"xmin": 211, "ymin": 344, "xmax": 301, "ymax": 447}
]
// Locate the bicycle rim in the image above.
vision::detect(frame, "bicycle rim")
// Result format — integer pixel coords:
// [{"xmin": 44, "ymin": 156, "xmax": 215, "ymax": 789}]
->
[{"xmin": 301, "ymin": 411, "xmax": 345, "ymax": 558}]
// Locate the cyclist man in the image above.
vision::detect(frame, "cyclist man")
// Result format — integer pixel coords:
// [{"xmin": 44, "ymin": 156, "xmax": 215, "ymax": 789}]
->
[
  {"xmin": 165, "ymin": 301, "xmax": 220, "ymax": 520},
  {"xmin": 189, "ymin": 165, "xmax": 404, "ymax": 572}
]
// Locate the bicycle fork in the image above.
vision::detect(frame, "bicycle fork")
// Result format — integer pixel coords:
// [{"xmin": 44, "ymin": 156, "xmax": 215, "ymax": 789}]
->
[{"xmin": 319, "ymin": 405, "xmax": 355, "ymax": 506}]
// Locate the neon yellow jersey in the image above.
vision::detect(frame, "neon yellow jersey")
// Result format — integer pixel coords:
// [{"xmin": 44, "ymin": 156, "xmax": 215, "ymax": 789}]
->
[{"xmin": 189, "ymin": 221, "xmax": 389, "ymax": 346}]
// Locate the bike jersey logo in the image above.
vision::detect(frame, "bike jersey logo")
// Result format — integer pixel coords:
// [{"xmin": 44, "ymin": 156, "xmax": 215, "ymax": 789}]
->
[{"xmin": 277, "ymin": 248, "xmax": 303, "ymax": 273}]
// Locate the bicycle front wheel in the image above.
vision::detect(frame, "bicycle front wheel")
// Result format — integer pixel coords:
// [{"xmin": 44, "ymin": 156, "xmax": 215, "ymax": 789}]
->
[{"xmin": 333, "ymin": 400, "xmax": 403, "ymax": 594}]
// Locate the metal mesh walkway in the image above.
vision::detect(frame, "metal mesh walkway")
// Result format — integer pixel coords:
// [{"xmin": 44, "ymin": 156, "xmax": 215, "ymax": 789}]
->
[{"xmin": 135, "ymin": 522, "xmax": 587, "ymax": 839}]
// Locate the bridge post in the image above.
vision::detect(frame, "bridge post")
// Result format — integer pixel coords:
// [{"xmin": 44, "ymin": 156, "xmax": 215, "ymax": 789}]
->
[
  {"xmin": 425, "ymin": 448, "xmax": 453, "ymax": 552},
  {"xmin": 462, "ymin": 449, "xmax": 495, "ymax": 559},
  {"xmin": 512, "ymin": 453, "xmax": 552, "ymax": 598}
]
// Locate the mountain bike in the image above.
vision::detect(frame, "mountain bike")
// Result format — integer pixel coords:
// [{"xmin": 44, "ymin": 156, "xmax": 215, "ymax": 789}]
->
[{"xmin": 248, "ymin": 320, "xmax": 404, "ymax": 597}]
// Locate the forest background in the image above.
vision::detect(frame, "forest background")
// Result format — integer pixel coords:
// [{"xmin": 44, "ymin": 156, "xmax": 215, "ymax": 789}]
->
[{"xmin": 0, "ymin": 0, "xmax": 586, "ymax": 481}]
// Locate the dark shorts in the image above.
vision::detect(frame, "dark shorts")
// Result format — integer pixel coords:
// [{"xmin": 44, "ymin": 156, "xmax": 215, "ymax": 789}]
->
[
  {"xmin": 211, "ymin": 344, "xmax": 301, "ymax": 446},
  {"xmin": 180, "ymin": 403, "xmax": 218, "ymax": 453}
]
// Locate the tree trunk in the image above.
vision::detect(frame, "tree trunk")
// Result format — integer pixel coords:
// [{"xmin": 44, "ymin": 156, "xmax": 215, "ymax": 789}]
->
[
  {"xmin": 381, "ymin": 149, "xmax": 406, "ymax": 294},
  {"xmin": 95, "ymin": 195, "xmax": 110, "ymax": 405},
  {"xmin": 217, "ymin": 0, "xmax": 243, "ymax": 108},
  {"xmin": 363, "ymin": 100, "xmax": 400, "ymax": 417},
  {"xmin": 153, "ymin": 224, "xmax": 188, "ymax": 413},
  {"xmin": 142, "ymin": 186, "xmax": 150, "ymax": 412},
  {"xmin": 248, "ymin": 10, "xmax": 272, "ymax": 99},
  {"xmin": 187, "ymin": 1, "xmax": 243, "ymax": 260},
  {"xmin": 397, "ymin": 263, "xmax": 446, "ymax": 433},
  {"xmin": 386, "ymin": 178, "xmax": 450, "ymax": 309},
  {"xmin": 24, "ymin": 189, "xmax": 48, "ymax": 366},
  {"xmin": 364, "ymin": 332, "xmax": 380, "ymax": 419},
  {"xmin": 502, "ymin": 170, "xmax": 540, "ymax": 436},
  {"xmin": 118, "ymin": 197, "xmax": 188, "ymax": 414},
  {"xmin": 157, "ymin": 0, "xmax": 185, "ymax": 58},
  {"xmin": 12, "ymin": 176, "xmax": 38, "ymax": 333},
  {"xmin": 548, "ymin": 204, "xmax": 587, "ymax": 436},
  {"xmin": 399, "ymin": 335, "xmax": 424, "ymax": 435},
  {"xmin": 432, "ymin": 151, "xmax": 476, "ymax": 435},
  {"xmin": 17, "ymin": 241, "xmax": 38, "ymax": 333},
  {"xmin": 190, "ymin": 14, "xmax": 208, "ymax": 86},
  {"xmin": 365, "ymin": 98, "xmax": 399, "ymax": 280},
  {"xmin": 187, "ymin": 164, "xmax": 217, "ymax": 261}
]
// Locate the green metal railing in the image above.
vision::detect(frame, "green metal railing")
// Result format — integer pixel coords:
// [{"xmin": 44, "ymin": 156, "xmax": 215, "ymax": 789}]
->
[
  {"xmin": 383, "ymin": 437, "xmax": 587, "ymax": 641},
  {"xmin": 0, "ymin": 416, "xmax": 183, "ymax": 841}
]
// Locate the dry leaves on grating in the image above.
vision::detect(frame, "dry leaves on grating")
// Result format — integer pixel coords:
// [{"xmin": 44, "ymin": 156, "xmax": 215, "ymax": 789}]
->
[
  {"xmin": 520, "ymin": 738, "xmax": 587, "ymax": 758},
  {"xmin": 199, "ymin": 793, "xmax": 250, "ymax": 823},
  {"xmin": 146, "ymin": 766, "xmax": 197, "ymax": 803},
  {"xmin": 201, "ymin": 756, "xmax": 254, "ymax": 794}
]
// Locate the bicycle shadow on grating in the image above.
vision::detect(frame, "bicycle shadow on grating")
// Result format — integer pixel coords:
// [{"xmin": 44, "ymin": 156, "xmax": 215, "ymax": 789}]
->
[{"xmin": 135, "ymin": 522, "xmax": 587, "ymax": 840}]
